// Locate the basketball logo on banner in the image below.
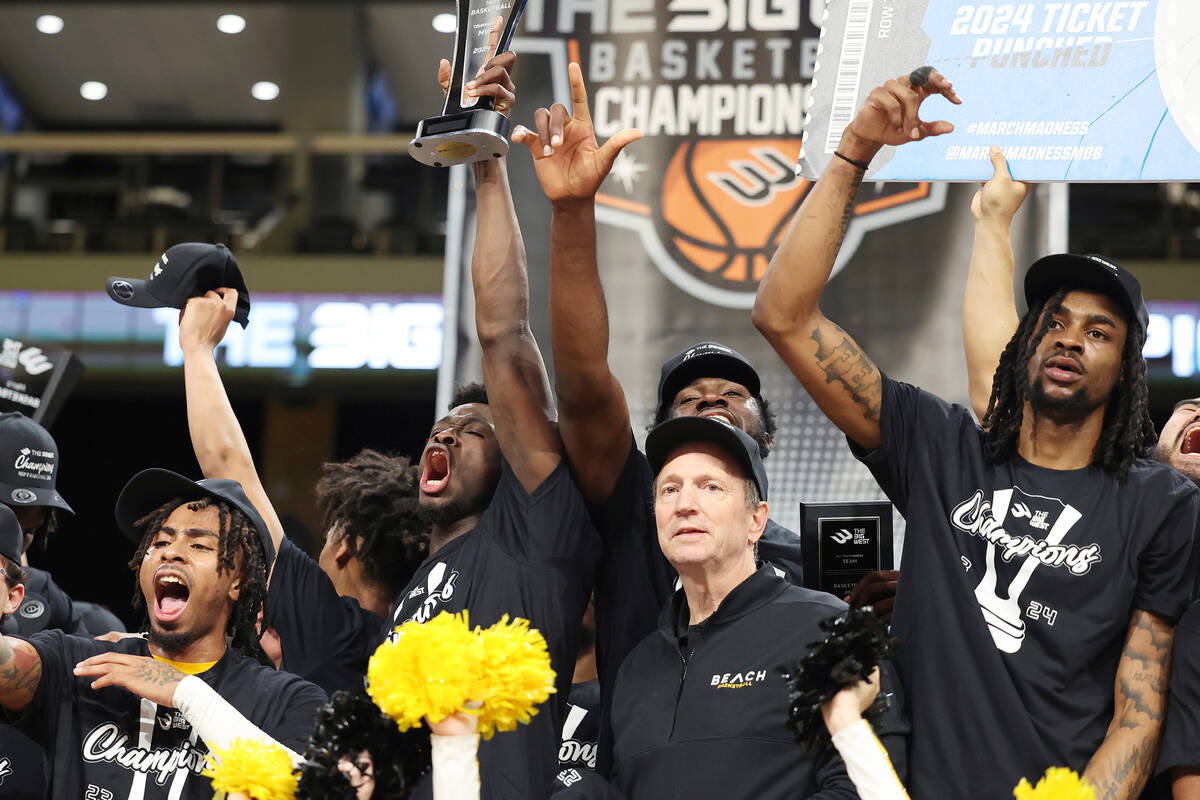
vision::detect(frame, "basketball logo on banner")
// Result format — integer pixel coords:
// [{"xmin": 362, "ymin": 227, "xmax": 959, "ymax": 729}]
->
[{"xmin": 521, "ymin": 0, "xmax": 947, "ymax": 308}]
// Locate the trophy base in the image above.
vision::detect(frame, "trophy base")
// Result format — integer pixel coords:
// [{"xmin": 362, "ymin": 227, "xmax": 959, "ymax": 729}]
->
[{"xmin": 408, "ymin": 108, "xmax": 511, "ymax": 167}]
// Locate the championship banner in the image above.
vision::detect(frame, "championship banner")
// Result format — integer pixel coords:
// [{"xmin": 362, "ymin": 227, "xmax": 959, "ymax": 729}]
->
[
  {"xmin": 0, "ymin": 338, "xmax": 84, "ymax": 427},
  {"xmin": 802, "ymin": 0, "xmax": 1200, "ymax": 181},
  {"xmin": 441, "ymin": 0, "xmax": 1056, "ymax": 541}
]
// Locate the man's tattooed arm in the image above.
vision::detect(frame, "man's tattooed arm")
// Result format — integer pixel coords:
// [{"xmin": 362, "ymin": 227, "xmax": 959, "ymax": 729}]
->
[
  {"xmin": 0, "ymin": 635, "xmax": 43, "ymax": 711},
  {"xmin": 1083, "ymin": 609, "xmax": 1174, "ymax": 800},
  {"xmin": 753, "ymin": 153, "xmax": 884, "ymax": 451}
]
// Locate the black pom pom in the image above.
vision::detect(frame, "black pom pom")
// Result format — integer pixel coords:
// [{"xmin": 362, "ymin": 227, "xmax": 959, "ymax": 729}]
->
[
  {"xmin": 296, "ymin": 690, "xmax": 431, "ymax": 800},
  {"xmin": 781, "ymin": 607, "xmax": 897, "ymax": 755}
]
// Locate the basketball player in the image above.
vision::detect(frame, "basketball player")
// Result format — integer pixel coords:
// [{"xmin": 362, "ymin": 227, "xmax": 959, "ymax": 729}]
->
[
  {"xmin": 0, "ymin": 469, "xmax": 325, "ymax": 798},
  {"xmin": 957, "ymin": 147, "xmax": 1200, "ymax": 800},
  {"xmin": 752, "ymin": 69, "xmax": 1200, "ymax": 799},
  {"xmin": 510, "ymin": 61, "xmax": 807, "ymax": 775},
  {"xmin": 177, "ymin": 287, "xmax": 423, "ymax": 695}
]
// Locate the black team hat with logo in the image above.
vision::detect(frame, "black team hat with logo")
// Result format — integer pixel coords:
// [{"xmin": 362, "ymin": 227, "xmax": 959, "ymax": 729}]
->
[
  {"xmin": 1024, "ymin": 253, "xmax": 1149, "ymax": 335},
  {"xmin": 0, "ymin": 412, "xmax": 72, "ymax": 514},
  {"xmin": 115, "ymin": 468, "xmax": 275, "ymax": 563},
  {"xmin": 655, "ymin": 341, "xmax": 763, "ymax": 423},
  {"xmin": 646, "ymin": 415, "xmax": 769, "ymax": 501},
  {"xmin": 106, "ymin": 243, "xmax": 252, "ymax": 328}
]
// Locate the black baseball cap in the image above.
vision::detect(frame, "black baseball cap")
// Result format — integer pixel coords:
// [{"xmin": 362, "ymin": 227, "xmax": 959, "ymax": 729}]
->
[
  {"xmin": 1024, "ymin": 253, "xmax": 1148, "ymax": 335},
  {"xmin": 106, "ymin": 243, "xmax": 251, "ymax": 328},
  {"xmin": 0, "ymin": 504, "xmax": 23, "ymax": 565},
  {"xmin": 0, "ymin": 412, "xmax": 72, "ymax": 514},
  {"xmin": 646, "ymin": 416, "xmax": 768, "ymax": 501},
  {"xmin": 656, "ymin": 342, "xmax": 763, "ymax": 423},
  {"xmin": 115, "ymin": 469, "xmax": 275, "ymax": 564}
]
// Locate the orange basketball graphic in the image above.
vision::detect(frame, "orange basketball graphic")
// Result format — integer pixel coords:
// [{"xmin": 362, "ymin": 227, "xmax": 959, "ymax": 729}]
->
[{"xmin": 660, "ymin": 140, "xmax": 809, "ymax": 287}]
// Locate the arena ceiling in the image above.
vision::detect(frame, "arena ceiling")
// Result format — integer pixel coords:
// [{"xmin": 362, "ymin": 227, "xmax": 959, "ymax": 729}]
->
[{"xmin": 0, "ymin": 2, "xmax": 450, "ymax": 129}]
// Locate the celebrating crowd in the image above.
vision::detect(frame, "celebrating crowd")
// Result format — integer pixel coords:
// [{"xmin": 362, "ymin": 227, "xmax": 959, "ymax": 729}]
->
[{"xmin": 2, "ymin": 49, "xmax": 1200, "ymax": 800}]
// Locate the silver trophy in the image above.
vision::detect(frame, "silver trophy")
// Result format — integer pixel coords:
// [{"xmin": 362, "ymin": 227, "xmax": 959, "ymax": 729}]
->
[{"xmin": 409, "ymin": 0, "xmax": 528, "ymax": 168}]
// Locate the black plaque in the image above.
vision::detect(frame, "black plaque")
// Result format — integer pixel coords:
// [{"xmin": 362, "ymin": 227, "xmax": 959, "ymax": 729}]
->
[
  {"xmin": 799, "ymin": 500, "xmax": 894, "ymax": 597},
  {"xmin": 0, "ymin": 338, "xmax": 84, "ymax": 427}
]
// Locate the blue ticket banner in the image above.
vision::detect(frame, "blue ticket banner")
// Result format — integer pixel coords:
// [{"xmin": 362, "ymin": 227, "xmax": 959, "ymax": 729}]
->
[{"xmin": 799, "ymin": 0, "xmax": 1200, "ymax": 181}]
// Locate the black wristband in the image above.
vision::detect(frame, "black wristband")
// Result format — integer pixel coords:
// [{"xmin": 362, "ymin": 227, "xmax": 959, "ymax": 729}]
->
[{"xmin": 834, "ymin": 151, "xmax": 871, "ymax": 171}]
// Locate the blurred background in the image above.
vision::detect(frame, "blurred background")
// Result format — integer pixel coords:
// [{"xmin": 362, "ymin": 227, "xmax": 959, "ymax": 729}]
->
[{"xmin": 2, "ymin": 2, "xmax": 1199, "ymax": 626}]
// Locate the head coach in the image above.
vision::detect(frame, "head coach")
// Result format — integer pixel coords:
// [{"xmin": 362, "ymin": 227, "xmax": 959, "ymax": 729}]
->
[{"xmin": 608, "ymin": 416, "xmax": 908, "ymax": 799}]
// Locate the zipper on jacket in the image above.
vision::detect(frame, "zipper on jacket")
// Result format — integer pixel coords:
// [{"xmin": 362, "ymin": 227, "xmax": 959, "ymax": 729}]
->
[{"xmin": 668, "ymin": 640, "xmax": 694, "ymax": 739}]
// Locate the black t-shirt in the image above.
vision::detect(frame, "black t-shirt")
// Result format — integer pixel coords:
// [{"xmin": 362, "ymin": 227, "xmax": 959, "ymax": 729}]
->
[
  {"xmin": 854, "ymin": 374, "xmax": 1199, "ymax": 798},
  {"xmin": 1, "ymin": 566, "xmax": 88, "ymax": 637},
  {"xmin": 589, "ymin": 438, "xmax": 803, "ymax": 774},
  {"xmin": 383, "ymin": 458, "xmax": 600, "ymax": 800},
  {"xmin": 1158, "ymin": 602, "xmax": 1200, "ymax": 781},
  {"xmin": 557, "ymin": 679, "xmax": 600, "ymax": 775},
  {"xmin": 13, "ymin": 630, "xmax": 327, "ymax": 799},
  {"xmin": 0, "ymin": 723, "xmax": 47, "ymax": 799},
  {"xmin": 266, "ymin": 536, "xmax": 387, "ymax": 695}
]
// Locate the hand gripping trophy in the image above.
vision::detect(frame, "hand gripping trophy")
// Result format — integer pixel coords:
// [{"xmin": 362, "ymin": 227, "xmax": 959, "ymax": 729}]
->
[{"xmin": 408, "ymin": 1, "xmax": 528, "ymax": 167}]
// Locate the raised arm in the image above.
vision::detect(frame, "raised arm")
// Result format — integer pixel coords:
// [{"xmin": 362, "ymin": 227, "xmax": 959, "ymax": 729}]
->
[
  {"xmin": 1083, "ymin": 609, "xmax": 1174, "ymax": 800},
  {"xmin": 511, "ymin": 63, "xmax": 642, "ymax": 503},
  {"xmin": 459, "ymin": 51, "xmax": 563, "ymax": 493},
  {"xmin": 0, "ymin": 635, "xmax": 42, "ymax": 712},
  {"xmin": 964, "ymin": 147, "xmax": 1029, "ymax": 420},
  {"xmin": 753, "ymin": 71, "xmax": 960, "ymax": 450},
  {"xmin": 179, "ymin": 289, "xmax": 286, "ymax": 558}
]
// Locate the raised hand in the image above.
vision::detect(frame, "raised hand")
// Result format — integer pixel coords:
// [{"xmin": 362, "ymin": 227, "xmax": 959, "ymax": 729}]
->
[
  {"xmin": 840, "ymin": 69, "xmax": 961, "ymax": 161},
  {"xmin": 74, "ymin": 652, "xmax": 186, "ymax": 707},
  {"xmin": 436, "ymin": 17, "xmax": 515, "ymax": 115},
  {"xmin": 972, "ymin": 146, "xmax": 1030, "ymax": 224},
  {"xmin": 179, "ymin": 289, "xmax": 237, "ymax": 353},
  {"xmin": 511, "ymin": 62, "xmax": 642, "ymax": 205}
]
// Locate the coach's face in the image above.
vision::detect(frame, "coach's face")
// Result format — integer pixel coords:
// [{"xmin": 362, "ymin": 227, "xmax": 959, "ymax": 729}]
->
[
  {"xmin": 653, "ymin": 442, "xmax": 767, "ymax": 574},
  {"xmin": 669, "ymin": 378, "xmax": 768, "ymax": 446},
  {"xmin": 417, "ymin": 403, "xmax": 501, "ymax": 522},
  {"xmin": 138, "ymin": 503, "xmax": 240, "ymax": 652},
  {"xmin": 1157, "ymin": 397, "xmax": 1200, "ymax": 486},
  {"xmin": 1026, "ymin": 289, "xmax": 1127, "ymax": 419}
]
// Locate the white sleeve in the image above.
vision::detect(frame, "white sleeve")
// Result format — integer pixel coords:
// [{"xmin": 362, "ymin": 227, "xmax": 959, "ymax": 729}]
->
[
  {"xmin": 830, "ymin": 719, "xmax": 910, "ymax": 800},
  {"xmin": 172, "ymin": 675, "xmax": 302, "ymax": 765},
  {"xmin": 431, "ymin": 733, "xmax": 481, "ymax": 800}
]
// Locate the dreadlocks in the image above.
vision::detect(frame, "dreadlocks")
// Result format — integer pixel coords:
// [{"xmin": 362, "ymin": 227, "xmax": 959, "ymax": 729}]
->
[
  {"xmin": 315, "ymin": 450, "xmax": 424, "ymax": 597},
  {"xmin": 981, "ymin": 287, "xmax": 1155, "ymax": 479},
  {"xmin": 296, "ymin": 689, "xmax": 430, "ymax": 800},
  {"xmin": 127, "ymin": 496, "xmax": 268, "ymax": 659}
]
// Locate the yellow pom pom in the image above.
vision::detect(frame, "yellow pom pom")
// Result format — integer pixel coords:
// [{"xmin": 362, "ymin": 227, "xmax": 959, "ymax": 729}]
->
[
  {"xmin": 368, "ymin": 610, "xmax": 481, "ymax": 730},
  {"xmin": 474, "ymin": 615, "xmax": 557, "ymax": 740},
  {"xmin": 1013, "ymin": 767, "xmax": 1096, "ymax": 800},
  {"xmin": 202, "ymin": 738, "xmax": 297, "ymax": 800}
]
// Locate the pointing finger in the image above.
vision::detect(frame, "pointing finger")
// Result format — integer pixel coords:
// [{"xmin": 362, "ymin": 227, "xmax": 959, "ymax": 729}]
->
[{"xmin": 568, "ymin": 62, "xmax": 593, "ymax": 125}]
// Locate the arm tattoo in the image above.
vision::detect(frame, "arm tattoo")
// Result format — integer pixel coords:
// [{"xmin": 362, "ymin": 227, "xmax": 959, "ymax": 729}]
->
[
  {"xmin": 0, "ymin": 644, "xmax": 42, "ymax": 699},
  {"xmin": 811, "ymin": 324, "xmax": 882, "ymax": 421},
  {"xmin": 136, "ymin": 659, "xmax": 183, "ymax": 688},
  {"xmin": 836, "ymin": 172, "xmax": 864, "ymax": 241},
  {"xmin": 1087, "ymin": 610, "xmax": 1173, "ymax": 800}
]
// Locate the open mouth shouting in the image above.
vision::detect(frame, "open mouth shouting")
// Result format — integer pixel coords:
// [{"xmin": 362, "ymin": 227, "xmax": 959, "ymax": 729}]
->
[
  {"xmin": 154, "ymin": 570, "xmax": 191, "ymax": 624},
  {"xmin": 1043, "ymin": 354, "xmax": 1084, "ymax": 384},
  {"xmin": 420, "ymin": 445, "xmax": 452, "ymax": 495},
  {"xmin": 1180, "ymin": 424, "xmax": 1200, "ymax": 460}
]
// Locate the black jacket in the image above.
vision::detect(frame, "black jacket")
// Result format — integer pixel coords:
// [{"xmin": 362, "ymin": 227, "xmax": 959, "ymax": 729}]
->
[{"xmin": 611, "ymin": 566, "xmax": 908, "ymax": 799}]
